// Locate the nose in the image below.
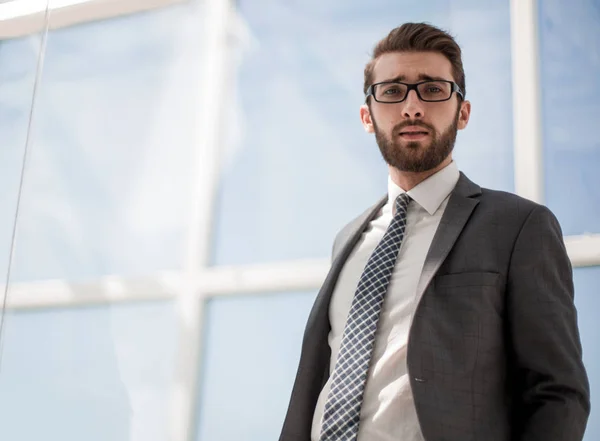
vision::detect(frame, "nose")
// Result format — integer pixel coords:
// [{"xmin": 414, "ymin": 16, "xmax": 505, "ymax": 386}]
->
[{"xmin": 402, "ymin": 89, "xmax": 424, "ymax": 119}]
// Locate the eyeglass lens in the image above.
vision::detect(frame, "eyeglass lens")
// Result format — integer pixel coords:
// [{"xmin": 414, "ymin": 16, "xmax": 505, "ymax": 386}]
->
[{"xmin": 374, "ymin": 81, "xmax": 452, "ymax": 102}]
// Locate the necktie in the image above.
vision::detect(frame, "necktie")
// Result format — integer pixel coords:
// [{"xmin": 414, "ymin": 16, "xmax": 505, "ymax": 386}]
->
[{"xmin": 320, "ymin": 192, "xmax": 412, "ymax": 441}]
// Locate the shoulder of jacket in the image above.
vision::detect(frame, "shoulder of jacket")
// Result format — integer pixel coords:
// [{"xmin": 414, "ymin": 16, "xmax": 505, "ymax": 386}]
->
[{"xmin": 331, "ymin": 197, "xmax": 385, "ymax": 261}]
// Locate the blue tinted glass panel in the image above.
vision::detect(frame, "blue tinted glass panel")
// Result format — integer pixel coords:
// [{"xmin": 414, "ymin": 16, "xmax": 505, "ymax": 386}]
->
[
  {"xmin": 0, "ymin": 301, "xmax": 177, "ymax": 441},
  {"xmin": 195, "ymin": 291, "xmax": 315, "ymax": 441},
  {"xmin": 4, "ymin": 0, "xmax": 205, "ymax": 283},
  {"xmin": 574, "ymin": 266, "xmax": 600, "ymax": 441},
  {"xmin": 539, "ymin": 0, "xmax": 600, "ymax": 235},
  {"xmin": 0, "ymin": 35, "xmax": 42, "ymax": 281},
  {"xmin": 212, "ymin": 0, "xmax": 513, "ymax": 265}
]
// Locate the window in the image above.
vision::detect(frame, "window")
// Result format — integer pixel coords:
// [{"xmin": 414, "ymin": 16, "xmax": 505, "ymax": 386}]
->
[{"xmin": 0, "ymin": 1, "xmax": 597, "ymax": 441}]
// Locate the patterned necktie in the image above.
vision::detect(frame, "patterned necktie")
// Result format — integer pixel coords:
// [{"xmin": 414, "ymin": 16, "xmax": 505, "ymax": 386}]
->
[{"xmin": 320, "ymin": 192, "xmax": 412, "ymax": 441}]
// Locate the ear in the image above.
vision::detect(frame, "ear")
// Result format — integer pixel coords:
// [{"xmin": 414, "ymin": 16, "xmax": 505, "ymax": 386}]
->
[
  {"xmin": 360, "ymin": 104, "xmax": 375, "ymax": 133},
  {"xmin": 457, "ymin": 100, "xmax": 471, "ymax": 130}
]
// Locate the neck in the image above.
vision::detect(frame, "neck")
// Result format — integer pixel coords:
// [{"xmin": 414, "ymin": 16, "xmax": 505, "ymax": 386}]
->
[{"xmin": 389, "ymin": 157, "xmax": 452, "ymax": 191}]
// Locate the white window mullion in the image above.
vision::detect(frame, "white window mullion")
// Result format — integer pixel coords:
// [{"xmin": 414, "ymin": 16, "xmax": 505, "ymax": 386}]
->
[
  {"xmin": 1, "ymin": 259, "xmax": 330, "ymax": 310},
  {"xmin": 565, "ymin": 234, "xmax": 600, "ymax": 268},
  {"xmin": 200, "ymin": 259, "xmax": 329, "ymax": 297},
  {"xmin": 2, "ymin": 272, "xmax": 182, "ymax": 309},
  {"xmin": 0, "ymin": 0, "xmax": 185, "ymax": 39},
  {"xmin": 169, "ymin": 0, "xmax": 232, "ymax": 439},
  {"xmin": 510, "ymin": 0, "xmax": 544, "ymax": 204}
]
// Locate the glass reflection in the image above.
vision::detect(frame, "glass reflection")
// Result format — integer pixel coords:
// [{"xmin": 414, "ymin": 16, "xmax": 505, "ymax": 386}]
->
[
  {"xmin": 4, "ymin": 0, "xmax": 205, "ymax": 284},
  {"xmin": 0, "ymin": 301, "xmax": 176, "ymax": 441}
]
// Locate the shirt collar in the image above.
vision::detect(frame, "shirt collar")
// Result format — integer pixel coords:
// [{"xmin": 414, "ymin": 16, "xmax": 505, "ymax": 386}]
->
[{"xmin": 387, "ymin": 161, "xmax": 460, "ymax": 216}]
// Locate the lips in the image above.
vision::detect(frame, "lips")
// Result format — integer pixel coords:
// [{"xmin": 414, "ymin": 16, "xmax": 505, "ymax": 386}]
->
[
  {"xmin": 400, "ymin": 130, "xmax": 428, "ymax": 135},
  {"xmin": 399, "ymin": 125, "xmax": 429, "ymax": 135}
]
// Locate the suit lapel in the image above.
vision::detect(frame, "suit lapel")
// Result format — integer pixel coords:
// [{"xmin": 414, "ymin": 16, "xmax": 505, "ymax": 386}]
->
[
  {"xmin": 307, "ymin": 196, "xmax": 387, "ymax": 336},
  {"xmin": 416, "ymin": 172, "xmax": 482, "ymax": 296},
  {"xmin": 316, "ymin": 172, "xmax": 482, "ymax": 325}
]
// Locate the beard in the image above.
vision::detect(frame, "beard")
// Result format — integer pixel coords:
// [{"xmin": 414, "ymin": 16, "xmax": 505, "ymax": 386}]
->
[{"xmin": 373, "ymin": 108, "xmax": 460, "ymax": 173}]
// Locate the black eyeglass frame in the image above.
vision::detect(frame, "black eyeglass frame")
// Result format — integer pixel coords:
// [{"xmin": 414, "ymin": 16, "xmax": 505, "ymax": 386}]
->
[{"xmin": 365, "ymin": 79, "xmax": 464, "ymax": 103}]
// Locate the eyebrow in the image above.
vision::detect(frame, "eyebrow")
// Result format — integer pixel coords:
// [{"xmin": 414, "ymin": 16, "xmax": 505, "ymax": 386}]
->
[{"xmin": 381, "ymin": 74, "xmax": 448, "ymax": 83}]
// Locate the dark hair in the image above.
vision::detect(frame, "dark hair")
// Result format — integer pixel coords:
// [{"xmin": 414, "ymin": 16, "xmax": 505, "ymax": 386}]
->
[{"xmin": 363, "ymin": 23, "xmax": 466, "ymax": 98}]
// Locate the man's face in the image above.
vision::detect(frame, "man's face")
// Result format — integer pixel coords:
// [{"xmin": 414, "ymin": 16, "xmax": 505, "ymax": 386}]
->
[{"xmin": 360, "ymin": 51, "xmax": 471, "ymax": 173}]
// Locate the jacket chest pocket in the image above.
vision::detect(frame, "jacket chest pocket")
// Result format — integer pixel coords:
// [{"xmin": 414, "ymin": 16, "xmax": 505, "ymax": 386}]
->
[
  {"xmin": 432, "ymin": 271, "xmax": 504, "ymax": 318},
  {"xmin": 434, "ymin": 271, "xmax": 502, "ymax": 289},
  {"xmin": 414, "ymin": 271, "xmax": 506, "ymax": 375}
]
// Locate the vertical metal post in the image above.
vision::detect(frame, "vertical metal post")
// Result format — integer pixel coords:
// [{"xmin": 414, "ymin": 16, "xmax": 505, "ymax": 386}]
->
[
  {"xmin": 510, "ymin": 0, "xmax": 544, "ymax": 203},
  {"xmin": 169, "ymin": 0, "xmax": 231, "ymax": 439}
]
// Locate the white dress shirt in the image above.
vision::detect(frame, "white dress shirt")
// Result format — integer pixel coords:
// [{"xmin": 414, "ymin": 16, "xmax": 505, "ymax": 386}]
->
[{"xmin": 311, "ymin": 161, "xmax": 460, "ymax": 441}]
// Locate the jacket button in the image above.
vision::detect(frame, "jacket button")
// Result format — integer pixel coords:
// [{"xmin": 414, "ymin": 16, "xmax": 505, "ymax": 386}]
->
[{"xmin": 414, "ymin": 377, "xmax": 427, "ymax": 383}]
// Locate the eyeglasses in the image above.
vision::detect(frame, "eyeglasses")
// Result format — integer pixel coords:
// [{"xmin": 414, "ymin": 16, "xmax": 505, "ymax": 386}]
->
[{"xmin": 365, "ymin": 80, "xmax": 464, "ymax": 103}]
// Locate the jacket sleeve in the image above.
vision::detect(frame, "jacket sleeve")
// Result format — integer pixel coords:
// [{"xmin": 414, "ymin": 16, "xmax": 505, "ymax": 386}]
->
[{"xmin": 507, "ymin": 204, "xmax": 590, "ymax": 440}]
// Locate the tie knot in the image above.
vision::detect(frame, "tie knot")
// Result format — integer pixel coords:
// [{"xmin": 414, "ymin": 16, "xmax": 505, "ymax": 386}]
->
[{"xmin": 394, "ymin": 193, "xmax": 411, "ymax": 216}]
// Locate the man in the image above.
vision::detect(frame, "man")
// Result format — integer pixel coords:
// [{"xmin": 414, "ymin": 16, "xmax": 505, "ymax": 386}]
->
[{"xmin": 279, "ymin": 23, "xmax": 590, "ymax": 441}]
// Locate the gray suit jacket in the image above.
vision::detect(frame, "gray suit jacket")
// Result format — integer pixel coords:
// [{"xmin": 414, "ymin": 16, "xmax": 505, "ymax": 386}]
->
[{"xmin": 279, "ymin": 173, "xmax": 590, "ymax": 441}]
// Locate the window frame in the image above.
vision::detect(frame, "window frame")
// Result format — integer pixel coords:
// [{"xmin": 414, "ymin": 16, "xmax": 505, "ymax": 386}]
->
[
  {"xmin": 510, "ymin": 0, "xmax": 600, "ymax": 266},
  {"xmin": 0, "ymin": 0, "xmax": 186, "ymax": 39},
  {"xmin": 0, "ymin": 1, "xmax": 598, "ymax": 441}
]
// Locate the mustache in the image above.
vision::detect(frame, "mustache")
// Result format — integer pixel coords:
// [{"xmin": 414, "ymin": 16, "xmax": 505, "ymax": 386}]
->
[{"xmin": 393, "ymin": 120, "xmax": 435, "ymax": 134}]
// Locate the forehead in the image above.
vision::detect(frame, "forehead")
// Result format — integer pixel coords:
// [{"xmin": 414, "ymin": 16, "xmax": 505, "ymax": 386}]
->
[{"xmin": 372, "ymin": 51, "xmax": 454, "ymax": 83}]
